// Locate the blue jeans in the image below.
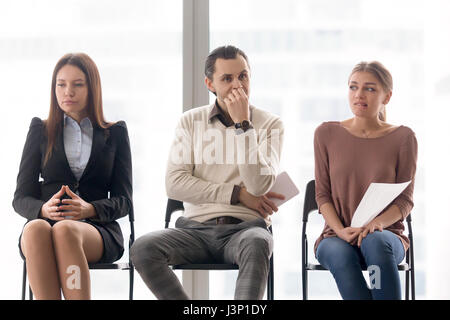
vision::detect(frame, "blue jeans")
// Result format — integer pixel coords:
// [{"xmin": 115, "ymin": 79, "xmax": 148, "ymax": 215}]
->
[{"xmin": 316, "ymin": 230, "xmax": 405, "ymax": 300}]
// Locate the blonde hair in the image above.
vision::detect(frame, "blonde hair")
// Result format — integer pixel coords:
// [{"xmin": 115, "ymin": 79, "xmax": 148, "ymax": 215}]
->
[{"xmin": 349, "ymin": 61, "xmax": 393, "ymax": 122}]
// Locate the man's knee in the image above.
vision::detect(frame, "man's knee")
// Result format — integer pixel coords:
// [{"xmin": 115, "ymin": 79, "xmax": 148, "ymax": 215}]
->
[
  {"xmin": 238, "ymin": 229, "xmax": 273, "ymax": 258},
  {"xmin": 130, "ymin": 232, "xmax": 165, "ymax": 267}
]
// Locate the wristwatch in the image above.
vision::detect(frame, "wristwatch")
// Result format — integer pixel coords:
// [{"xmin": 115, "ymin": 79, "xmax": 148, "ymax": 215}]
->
[{"xmin": 234, "ymin": 120, "xmax": 252, "ymax": 132}]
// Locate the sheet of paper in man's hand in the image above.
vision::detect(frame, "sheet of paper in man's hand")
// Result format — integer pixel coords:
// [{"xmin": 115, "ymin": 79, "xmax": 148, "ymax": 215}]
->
[
  {"xmin": 268, "ymin": 171, "xmax": 300, "ymax": 207},
  {"xmin": 350, "ymin": 181, "xmax": 411, "ymax": 228}
]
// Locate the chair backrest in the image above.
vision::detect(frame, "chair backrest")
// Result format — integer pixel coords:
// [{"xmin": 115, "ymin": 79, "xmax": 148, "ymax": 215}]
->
[
  {"xmin": 302, "ymin": 180, "xmax": 318, "ymax": 223},
  {"xmin": 128, "ymin": 216, "xmax": 135, "ymax": 251},
  {"xmin": 301, "ymin": 180, "xmax": 317, "ymax": 267},
  {"xmin": 165, "ymin": 198, "xmax": 185, "ymax": 228}
]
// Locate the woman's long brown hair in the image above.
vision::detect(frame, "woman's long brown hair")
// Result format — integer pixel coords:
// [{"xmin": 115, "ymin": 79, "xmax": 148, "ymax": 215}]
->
[{"xmin": 44, "ymin": 53, "xmax": 113, "ymax": 165}]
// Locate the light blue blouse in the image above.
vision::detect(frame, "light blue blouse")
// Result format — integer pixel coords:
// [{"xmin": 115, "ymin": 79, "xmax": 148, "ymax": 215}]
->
[{"xmin": 63, "ymin": 114, "xmax": 93, "ymax": 181}]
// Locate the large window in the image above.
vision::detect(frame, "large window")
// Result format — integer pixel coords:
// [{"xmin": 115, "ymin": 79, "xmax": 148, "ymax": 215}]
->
[
  {"xmin": 3, "ymin": 0, "xmax": 450, "ymax": 300},
  {"xmin": 211, "ymin": 0, "xmax": 427, "ymax": 299},
  {"xmin": 1, "ymin": 0, "xmax": 182, "ymax": 299}
]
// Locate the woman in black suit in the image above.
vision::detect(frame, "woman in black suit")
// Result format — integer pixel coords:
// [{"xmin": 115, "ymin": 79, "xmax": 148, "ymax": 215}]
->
[{"xmin": 13, "ymin": 53, "xmax": 133, "ymax": 300}]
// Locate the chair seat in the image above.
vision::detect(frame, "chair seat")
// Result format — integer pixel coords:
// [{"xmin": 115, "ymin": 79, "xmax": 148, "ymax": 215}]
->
[
  {"xmin": 396, "ymin": 264, "xmax": 410, "ymax": 271},
  {"xmin": 307, "ymin": 263, "xmax": 410, "ymax": 271},
  {"xmin": 88, "ymin": 262, "xmax": 131, "ymax": 270},
  {"xmin": 306, "ymin": 263, "xmax": 327, "ymax": 271},
  {"xmin": 171, "ymin": 263, "xmax": 239, "ymax": 270}
]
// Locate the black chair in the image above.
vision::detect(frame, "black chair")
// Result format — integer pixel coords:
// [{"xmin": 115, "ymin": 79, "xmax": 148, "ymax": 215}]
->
[
  {"xmin": 165, "ymin": 198, "xmax": 274, "ymax": 300},
  {"xmin": 21, "ymin": 213, "xmax": 135, "ymax": 300},
  {"xmin": 301, "ymin": 180, "xmax": 415, "ymax": 300}
]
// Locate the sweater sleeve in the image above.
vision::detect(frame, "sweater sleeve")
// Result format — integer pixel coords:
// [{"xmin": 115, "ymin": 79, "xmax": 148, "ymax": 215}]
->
[
  {"xmin": 392, "ymin": 130, "xmax": 418, "ymax": 219},
  {"xmin": 314, "ymin": 123, "xmax": 333, "ymax": 210},
  {"xmin": 165, "ymin": 114, "xmax": 235, "ymax": 205},
  {"xmin": 235, "ymin": 117, "xmax": 284, "ymax": 196}
]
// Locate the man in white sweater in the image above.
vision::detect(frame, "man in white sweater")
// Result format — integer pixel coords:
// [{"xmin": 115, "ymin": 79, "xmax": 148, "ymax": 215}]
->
[{"xmin": 131, "ymin": 45, "xmax": 284, "ymax": 300}]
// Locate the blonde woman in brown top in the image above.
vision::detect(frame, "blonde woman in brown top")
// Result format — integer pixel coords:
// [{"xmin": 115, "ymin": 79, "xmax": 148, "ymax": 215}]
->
[{"xmin": 314, "ymin": 61, "xmax": 418, "ymax": 299}]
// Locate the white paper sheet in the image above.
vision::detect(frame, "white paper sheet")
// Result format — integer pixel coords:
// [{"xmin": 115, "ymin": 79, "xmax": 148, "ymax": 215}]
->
[
  {"xmin": 350, "ymin": 181, "xmax": 411, "ymax": 228},
  {"xmin": 268, "ymin": 171, "xmax": 300, "ymax": 207}
]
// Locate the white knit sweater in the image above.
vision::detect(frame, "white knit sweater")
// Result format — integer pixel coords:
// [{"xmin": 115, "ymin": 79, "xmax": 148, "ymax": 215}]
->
[{"xmin": 165, "ymin": 104, "xmax": 284, "ymax": 225}]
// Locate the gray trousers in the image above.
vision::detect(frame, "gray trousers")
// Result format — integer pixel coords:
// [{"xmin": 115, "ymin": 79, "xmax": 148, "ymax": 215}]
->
[{"xmin": 130, "ymin": 216, "xmax": 273, "ymax": 300}]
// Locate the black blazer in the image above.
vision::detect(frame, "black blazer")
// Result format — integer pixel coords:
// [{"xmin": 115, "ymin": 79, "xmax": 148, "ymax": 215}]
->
[{"xmin": 13, "ymin": 117, "xmax": 133, "ymax": 255}]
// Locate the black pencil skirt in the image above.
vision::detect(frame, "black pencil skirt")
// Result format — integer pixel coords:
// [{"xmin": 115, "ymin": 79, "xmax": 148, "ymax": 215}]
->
[{"xmin": 18, "ymin": 218, "xmax": 124, "ymax": 264}]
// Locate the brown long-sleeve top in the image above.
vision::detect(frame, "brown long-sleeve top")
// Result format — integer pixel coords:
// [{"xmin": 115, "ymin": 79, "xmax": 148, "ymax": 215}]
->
[{"xmin": 313, "ymin": 121, "xmax": 418, "ymax": 253}]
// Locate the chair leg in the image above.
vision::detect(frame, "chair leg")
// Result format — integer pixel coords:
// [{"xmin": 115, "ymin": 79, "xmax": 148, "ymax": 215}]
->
[
  {"xmin": 408, "ymin": 223, "xmax": 416, "ymax": 300},
  {"xmin": 302, "ymin": 233, "xmax": 308, "ymax": 300},
  {"xmin": 302, "ymin": 271, "xmax": 308, "ymax": 300},
  {"xmin": 267, "ymin": 255, "xmax": 274, "ymax": 300},
  {"xmin": 22, "ymin": 261, "xmax": 27, "ymax": 300},
  {"xmin": 405, "ymin": 270, "xmax": 410, "ymax": 300},
  {"xmin": 129, "ymin": 266, "xmax": 134, "ymax": 300}
]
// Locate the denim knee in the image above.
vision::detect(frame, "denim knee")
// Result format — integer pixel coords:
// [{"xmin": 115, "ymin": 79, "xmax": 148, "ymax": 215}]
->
[
  {"xmin": 316, "ymin": 237, "xmax": 360, "ymax": 270},
  {"xmin": 360, "ymin": 231, "xmax": 404, "ymax": 265},
  {"xmin": 360, "ymin": 231, "xmax": 395, "ymax": 260}
]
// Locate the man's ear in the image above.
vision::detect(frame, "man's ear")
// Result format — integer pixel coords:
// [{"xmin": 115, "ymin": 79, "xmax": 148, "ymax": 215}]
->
[{"xmin": 205, "ymin": 76, "xmax": 216, "ymax": 94}]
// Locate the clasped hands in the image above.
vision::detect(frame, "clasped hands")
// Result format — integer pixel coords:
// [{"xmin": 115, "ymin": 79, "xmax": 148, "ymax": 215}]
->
[
  {"xmin": 40, "ymin": 185, "xmax": 96, "ymax": 221},
  {"xmin": 336, "ymin": 220, "xmax": 385, "ymax": 247}
]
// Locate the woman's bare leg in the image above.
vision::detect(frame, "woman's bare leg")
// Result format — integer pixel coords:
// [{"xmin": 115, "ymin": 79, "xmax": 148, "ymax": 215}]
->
[
  {"xmin": 21, "ymin": 219, "xmax": 62, "ymax": 300},
  {"xmin": 52, "ymin": 220, "xmax": 104, "ymax": 300}
]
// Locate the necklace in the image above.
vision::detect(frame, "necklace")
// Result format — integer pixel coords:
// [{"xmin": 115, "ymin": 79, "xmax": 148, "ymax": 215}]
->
[{"xmin": 361, "ymin": 130, "xmax": 371, "ymax": 138}]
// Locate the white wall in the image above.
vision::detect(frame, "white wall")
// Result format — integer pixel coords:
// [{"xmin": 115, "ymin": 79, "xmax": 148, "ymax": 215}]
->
[{"xmin": 424, "ymin": 0, "xmax": 450, "ymax": 299}]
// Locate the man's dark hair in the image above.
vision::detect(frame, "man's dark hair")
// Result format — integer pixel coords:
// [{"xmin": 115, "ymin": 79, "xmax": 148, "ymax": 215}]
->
[{"xmin": 204, "ymin": 45, "xmax": 250, "ymax": 80}]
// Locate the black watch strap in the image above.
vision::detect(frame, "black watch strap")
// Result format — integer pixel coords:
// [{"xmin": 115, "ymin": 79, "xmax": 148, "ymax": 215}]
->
[{"xmin": 234, "ymin": 120, "xmax": 252, "ymax": 132}]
